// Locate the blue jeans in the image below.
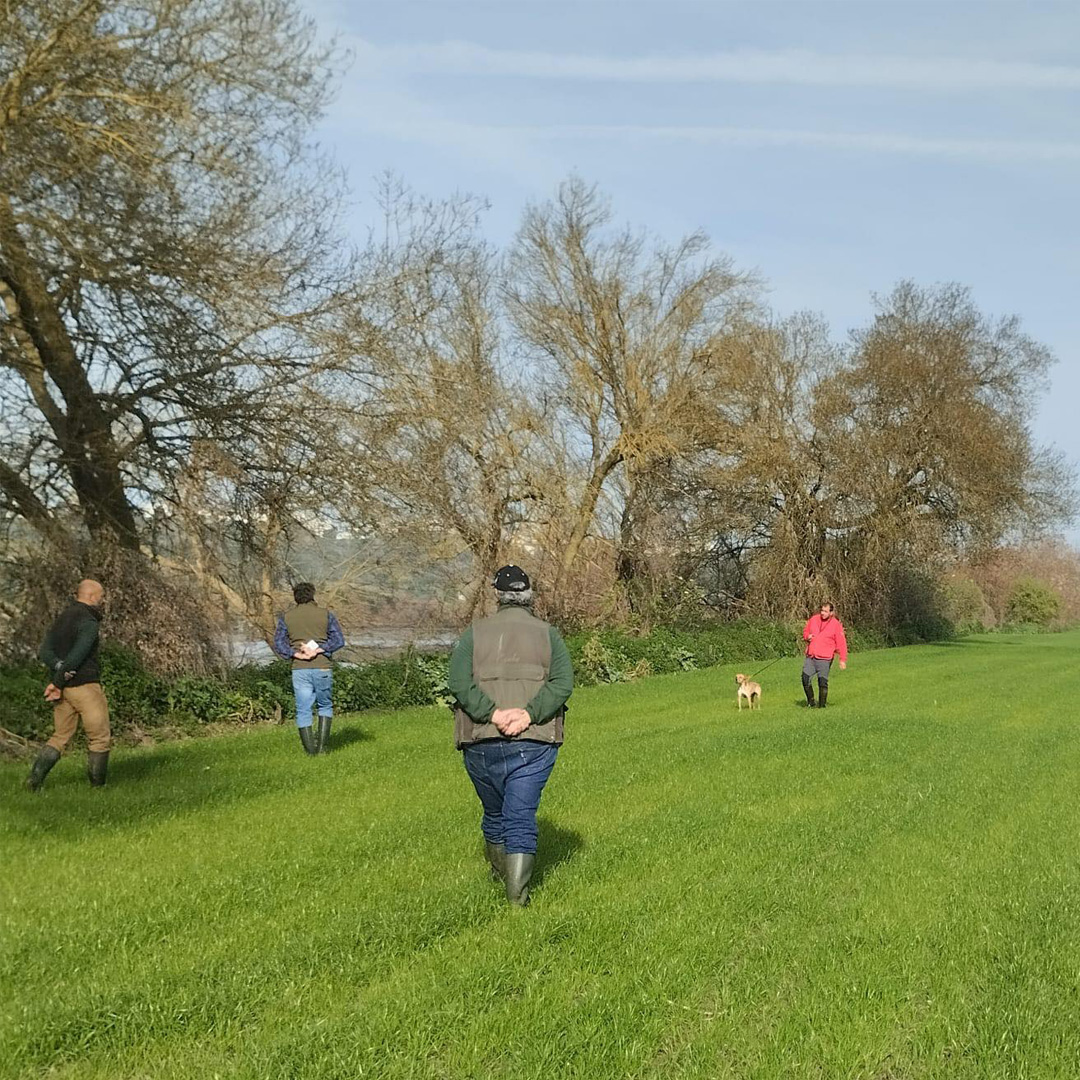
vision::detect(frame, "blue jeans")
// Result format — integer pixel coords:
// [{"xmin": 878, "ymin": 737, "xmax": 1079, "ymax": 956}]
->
[
  {"xmin": 463, "ymin": 740, "xmax": 558, "ymax": 855},
  {"xmin": 292, "ymin": 669, "xmax": 333, "ymax": 729}
]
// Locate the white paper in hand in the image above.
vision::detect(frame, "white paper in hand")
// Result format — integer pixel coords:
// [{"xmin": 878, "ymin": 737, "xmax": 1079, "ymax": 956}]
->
[{"xmin": 305, "ymin": 640, "xmax": 319, "ymax": 651}]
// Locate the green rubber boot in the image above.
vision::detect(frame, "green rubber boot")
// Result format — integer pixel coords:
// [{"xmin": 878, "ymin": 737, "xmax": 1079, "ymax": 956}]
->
[
  {"xmin": 87, "ymin": 750, "xmax": 109, "ymax": 787},
  {"xmin": 317, "ymin": 717, "xmax": 332, "ymax": 754},
  {"xmin": 484, "ymin": 840, "xmax": 507, "ymax": 883},
  {"xmin": 298, "ymin": 726, "xmax": 318, "ymax": 755},
  {"xmin": 25, "ymin": 746, "xmax": 61, "ymax": 792},
  {"xmin": 504, "ymin": 853, "xmax": 535, "ymax": 907}
]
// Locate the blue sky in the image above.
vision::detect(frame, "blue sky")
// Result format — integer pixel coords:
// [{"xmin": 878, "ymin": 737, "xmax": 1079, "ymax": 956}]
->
[{"xmin": 301, "ymin": 0, "xmax": 1080, "ymax": 534}]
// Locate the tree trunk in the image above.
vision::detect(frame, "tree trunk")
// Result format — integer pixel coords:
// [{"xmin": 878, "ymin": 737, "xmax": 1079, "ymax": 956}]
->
[
  {"xmin": 615, "ymin": 474, "xmax": 651, "ymax": 615},
  {"xmin": 557, "ymin": 445, "xmax": 623, "ymax": 590},
  {"xmin": 0, "ymin": 194, "xmax": 140, "ymax": 548}
]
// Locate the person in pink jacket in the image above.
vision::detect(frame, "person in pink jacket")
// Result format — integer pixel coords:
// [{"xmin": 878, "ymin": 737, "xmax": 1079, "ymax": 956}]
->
[{"xmin": 802, "ymin": 602, "xmax": 848, "ymax": 708}]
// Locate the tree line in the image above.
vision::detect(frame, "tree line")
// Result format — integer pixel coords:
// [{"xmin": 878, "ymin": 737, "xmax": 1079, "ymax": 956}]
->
[{"xmin": 1, "ymin": 0, "xmax": 1074, "ymax": 667}]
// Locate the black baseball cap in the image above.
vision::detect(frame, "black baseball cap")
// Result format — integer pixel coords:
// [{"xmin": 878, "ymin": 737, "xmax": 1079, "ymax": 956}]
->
[{"xmin": 492, "ymin": 565, "xmax": 530, "ymax": 591}]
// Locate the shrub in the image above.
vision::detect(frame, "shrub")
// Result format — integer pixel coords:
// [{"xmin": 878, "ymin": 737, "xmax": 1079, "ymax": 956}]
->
[
  {"xmin": 166, "ymin": 676, "xmax": 236, "ymax": 724},
  {"xmin": 97, "ymin": 645, "xmax": 168, "ymax": 726},
  {"xmin": 0, "ymin": 618, "xmax": 891, "ymax": 745},
  {"xmin": 562, "ymin": 621, "xmax": 851, "ymax": 686},
  {"xmin": 940, "ymin": 575, "xmax": 994, "ymax": 634},
  {"xmin": 332, "ymin": 655, "xmax": 437, "ymax": 713},
  {"xmin": 0, "ymin": 664, "xmax": 53, "ymax": 740},
  {"xmin": 413, "ymin": 654, "xmax": 453, "ymax": 707},
  {"xmin": 1006, "ymin": 578, "xmax": 1061, "ymax": 629},
  {"xmin": 573, "ymin": 635, "xmax": 633, "ymax": 685}
]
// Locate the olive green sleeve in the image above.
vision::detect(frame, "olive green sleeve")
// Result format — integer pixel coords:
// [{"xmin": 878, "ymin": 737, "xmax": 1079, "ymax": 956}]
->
[
  {"xmin": 60, "ymin": 617, "xmax": 99, "ymax": 676},
  {"xmin": 38, "ymin": 626, "xmax": 61, "ymax": 673},
  {"xmin": 448, "ymin": 626, "xmax": 496, "ymax": 723},
  {"xmin": 525, "ymin": 626, "xmax": 574, "ymax": 724}
]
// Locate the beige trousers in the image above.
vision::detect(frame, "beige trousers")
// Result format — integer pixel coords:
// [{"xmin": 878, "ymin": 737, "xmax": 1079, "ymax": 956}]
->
[{"xmin": 47, "ymin": 683, "xmax": 111, "ymax": 753}]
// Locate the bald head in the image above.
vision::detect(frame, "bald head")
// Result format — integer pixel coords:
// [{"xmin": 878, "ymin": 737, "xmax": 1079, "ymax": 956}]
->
[{"xmin": 77, "ymin": 579, "xmax": 104, "ymax": 606}]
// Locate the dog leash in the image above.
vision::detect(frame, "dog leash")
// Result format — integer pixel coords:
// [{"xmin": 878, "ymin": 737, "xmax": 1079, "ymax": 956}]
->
[{"xmin": 743, "ymin": 654, "xmax": 789, "ymax": 681}]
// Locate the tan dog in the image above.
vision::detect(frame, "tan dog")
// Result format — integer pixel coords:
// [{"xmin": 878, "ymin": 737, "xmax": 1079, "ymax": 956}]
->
[{"xmin": 735, "ymin": 673, "xmax": 762, "ymax": 710}]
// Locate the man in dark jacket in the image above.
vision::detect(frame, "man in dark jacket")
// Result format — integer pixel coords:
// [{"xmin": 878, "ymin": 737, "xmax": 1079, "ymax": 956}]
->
[
  {"xmin": 26, "ymin": 579, "xmax": 111, "ymax": 791},
  {"xmin": 273, "ymin": 583, "xmax": 345, "ymax": 754},
  {"xmin": 449, "ymin": 565, "xmax": 574, "ymax": 906}
]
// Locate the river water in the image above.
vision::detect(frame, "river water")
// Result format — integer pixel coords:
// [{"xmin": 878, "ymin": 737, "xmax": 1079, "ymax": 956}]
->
[{"xmin": 221, "ymin": 629, "xmax": 458, "ymax": 665}]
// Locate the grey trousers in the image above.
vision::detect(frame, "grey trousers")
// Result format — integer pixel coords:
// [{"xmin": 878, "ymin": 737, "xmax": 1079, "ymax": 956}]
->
[{"xmin": 802, "ymin": 656, "xmax": 832, "ymax": 688}]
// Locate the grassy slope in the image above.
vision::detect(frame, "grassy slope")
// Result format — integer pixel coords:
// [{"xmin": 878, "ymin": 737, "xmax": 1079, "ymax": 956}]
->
[{"xmin": 3, "ymin": 633, "xmax": 1080, "ymax": 1079}]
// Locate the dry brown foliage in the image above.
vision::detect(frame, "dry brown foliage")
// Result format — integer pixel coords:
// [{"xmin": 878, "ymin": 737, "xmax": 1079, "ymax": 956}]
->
[
  {"xmin": 967, "ymin": 541, "xmax": 1080, "ymax": 627},
  {"xmin": 7, "ymin": 545, "xmax": 219, "ymax": 675}
]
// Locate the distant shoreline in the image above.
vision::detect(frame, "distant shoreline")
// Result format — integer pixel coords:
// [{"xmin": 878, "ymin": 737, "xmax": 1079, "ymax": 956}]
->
[{"xmin": 222, "ymin": 628, "xmax": 458, "ymax": 665}]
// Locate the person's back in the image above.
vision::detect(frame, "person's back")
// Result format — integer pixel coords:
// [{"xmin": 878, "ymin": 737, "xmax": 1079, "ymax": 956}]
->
[
  {"xmin": 449, "ymin": 565, "xmax": 573, "ymax": 906},
  {"xmin": 456, "ymin": 604, "xmax": 564, "ymax": 749},
  {"xmin": 273, "ymin": 583, "xmax": 345, "ymax": 754},
  {"xmin": 44, "ymin": 600, "xmax": 102, "ymax": 686},
  {"xmin": 283, "ymin": 601, "xmax": 333, "ymax": 671}
]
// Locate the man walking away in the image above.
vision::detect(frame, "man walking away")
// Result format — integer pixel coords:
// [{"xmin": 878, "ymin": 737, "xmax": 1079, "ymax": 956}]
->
[
  {"xmin": 449, "ymin": 565, "xmax": 574, "ymax": 907},
  {"xmin": 274, "ymin": 583, "xmax": 345, "ymax": 754},
  {"xmin": 802, "ymin": 601, "xmax": 848, "ymax": 709},
  {"xmin": 26, "ymin": 579, "xmax": 111, "ymax": 791}
]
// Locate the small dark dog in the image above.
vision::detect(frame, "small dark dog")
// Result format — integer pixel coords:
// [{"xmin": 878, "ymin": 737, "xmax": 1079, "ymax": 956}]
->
[{"xmin": 735, "ymin": 673, "xmax": 762, "ymax": 710}]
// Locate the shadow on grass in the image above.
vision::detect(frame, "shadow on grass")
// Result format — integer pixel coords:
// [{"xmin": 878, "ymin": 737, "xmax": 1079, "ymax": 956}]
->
[
  {"xmin": 326, "ymin": 724, "xmax": 374, "ymax": 752},
  {"xmin": 927, "ymin": 637, "xmax": 1023, "ymax": 647},
  {"xmin": 534, "ymin": 817, "xmax": 584, "ymax": 890},
  {"xmin": 2, "ymin": 724, "xmax": 373, "ymax": 840}
]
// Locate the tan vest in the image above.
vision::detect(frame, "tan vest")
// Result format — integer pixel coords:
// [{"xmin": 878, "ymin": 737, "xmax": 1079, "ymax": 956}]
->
[
  {"xmin": 284, "ymin": 603, "xmax": 332, "ymax": 670},
  {"xmin": 454, "ymin": 606, "xmax": 564, "ymax": 747}
]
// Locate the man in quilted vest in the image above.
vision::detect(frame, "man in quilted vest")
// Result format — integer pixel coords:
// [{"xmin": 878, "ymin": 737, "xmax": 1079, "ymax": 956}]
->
[
  {"xmin": 273, "ymin": 583, "xmax": 345, "ymax": 754},
  {"xmin": 449, "ymin": 565, "xmax": 574, "ymax": 906}
]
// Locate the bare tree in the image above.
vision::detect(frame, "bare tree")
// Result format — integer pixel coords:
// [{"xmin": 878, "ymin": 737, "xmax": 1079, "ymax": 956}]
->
[
  {"xmin": 344, "ymin": 182, "xmax": 542, "ymax": 618},
  {"xmin": 680, "ymin": 285, "xmax": 1076, "ymax": 630},
  {"xmin": 505, "ymin": 178, "xmax": 755, "ymax": 601},
  {"xmin": 0, "ymin": 0, "xmax": 356, "ymax": 552},
  {"xmin": 667, "ymin": 312, "xmax": 842, "ymax": 618}
]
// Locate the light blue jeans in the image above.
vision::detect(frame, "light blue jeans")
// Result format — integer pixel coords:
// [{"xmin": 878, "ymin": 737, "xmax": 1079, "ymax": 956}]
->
[{"xmin": 292, "ymin": 669, "xmax": 333, "ymax": 729}]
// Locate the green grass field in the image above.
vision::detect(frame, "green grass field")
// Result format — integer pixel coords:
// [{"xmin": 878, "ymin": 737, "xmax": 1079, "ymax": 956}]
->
[{"xmin": 4, "ymin": 633, "xmax": 1080, "ymax": 1079}]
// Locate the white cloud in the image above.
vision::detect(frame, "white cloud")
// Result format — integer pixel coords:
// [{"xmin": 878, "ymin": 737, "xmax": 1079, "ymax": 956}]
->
[
  {"xmin": 352, "ymin": 40, "xmax": 1080, "ymax": 92},
  {"xmin": 337, "ymin": 101, "xmax": 1080, "ymax": 165},
  {"xmin": 514, "ymin": 124, "xmax": 1080, "ymax": 163}
]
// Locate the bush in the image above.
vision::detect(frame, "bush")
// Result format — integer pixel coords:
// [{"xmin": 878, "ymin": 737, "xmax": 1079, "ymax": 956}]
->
[
  {"xmin": 1006, "ymin": 578, "xmax": 1061, "ymax": 629},
  {"xmin": 332, "ymin": 655, "xmax": 438, "ymax": 713},
  {"xmin": 882, "ymin": 566, "xmax": 955, "ymax": 646},
  {"xmin": 0, "ymin": 618, "xmax": 890, "ymax": 744},
  {"xmin": 0, "ymin": 663, "xmax": 53, "ymax": 740},
  {"xmin": 562, "ymin": 620, "xmax": 885, "ymax": 686},
  {"xmin": 940, "ymin": 575, "xmax": 994, "ymax": 635}
]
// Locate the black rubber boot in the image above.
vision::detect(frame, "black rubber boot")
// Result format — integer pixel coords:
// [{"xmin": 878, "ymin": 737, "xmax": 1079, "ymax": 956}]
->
[
  {"xmin": 484, "ymin": 839, "xmax": 507, "ymax": 883},
  {"xmin": 298, "ymin": 726, "xmax": 318, "ymax": 755},
  {"xmin": 25, "ymin": 746, "xmax": 61, "ymax": 792},
  {"xmin": 504, "ymin": 853, "xmax": 535, "ymax": 907},
  {"xmin": 818, "ymin": 683, "xmax": 828, "ymax": 709},
  {"xmin": 317, "ymin": 717, "xmax": 332, "ymax": 754},
  {"xmin": 802, "ymin": 675, "xmax": 816, "ymax": 707},
  {"xmin": 87, "ymin": 750, "xmax": 109, "ymax": 787}
]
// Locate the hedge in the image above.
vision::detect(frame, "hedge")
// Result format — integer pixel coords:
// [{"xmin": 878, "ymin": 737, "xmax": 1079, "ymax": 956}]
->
[{"xmin": 1, "ymin": 621, "xmax": 886, "ymax": 743}]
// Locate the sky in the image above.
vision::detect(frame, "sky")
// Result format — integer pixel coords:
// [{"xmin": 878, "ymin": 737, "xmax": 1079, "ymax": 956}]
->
[{"xmin": 299, "ymin": 0, "xmax": 1080, "ymax": 536}]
